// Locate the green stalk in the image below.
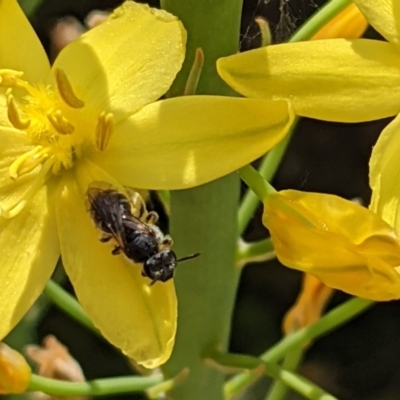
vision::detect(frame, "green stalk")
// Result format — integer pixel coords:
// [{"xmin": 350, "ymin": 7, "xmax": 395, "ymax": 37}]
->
[{"xmin": 160, "ymin": 0, "xmax": 242, "ymax": 399}]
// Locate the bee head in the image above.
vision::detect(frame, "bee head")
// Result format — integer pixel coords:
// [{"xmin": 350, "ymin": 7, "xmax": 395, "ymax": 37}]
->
[
  {"xmin": 143, "ymin": 250, "xmax": 201, "ymax": 285},
  {"xmin": 143, "ymin": 249, "xmax": 177, "ymax": 284}
]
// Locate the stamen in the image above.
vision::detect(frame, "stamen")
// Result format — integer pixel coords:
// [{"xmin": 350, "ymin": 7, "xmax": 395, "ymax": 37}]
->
[
  {"xmin": 1, "ymin": 158, "xmax": 54, "ymax": 218},
  {"xmin": 6, "ymin": 93, "xmax": 31, "ymax": 130},
  {"xmin": 55, "ymin": 68, "xmax": 85, "ymax": 109},
  {"xmin": 9, "ymin": 146, "xmax": 45, "ymax": 179},
  {"xmin": 47, "ymin": 110, "xmax": 74, "ymax": 135},
  {"xmin": 95, "ymin": 112, "xmax": 114, "ymax": 151},
  {"xmin": 0, "ymin": 69, "xmax": 24, "ymax": 87}
]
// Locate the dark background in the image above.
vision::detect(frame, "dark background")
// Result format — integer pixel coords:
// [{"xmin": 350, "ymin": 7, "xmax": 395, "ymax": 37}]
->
[{"xmin": 7, "ymin": 1, "xmax": 400, "ymax": 399}]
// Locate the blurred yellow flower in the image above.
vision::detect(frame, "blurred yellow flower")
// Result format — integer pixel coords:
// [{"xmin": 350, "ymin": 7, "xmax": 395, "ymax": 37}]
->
[
  {"xmin": 263, "ymin": 190, "xmax": 400, "ymax": 301},
  {"xmin": 283, "ymin": 274, "xmax": 333, "ymax": 336},
  {"xmin": 0, "ymin": 0, "xmax": 294, "ymax": 368},
  {"xmin": 0, "ymin": 343, "xmax": 30, "ymax": 394},
  {"xmin": 311, "ymin": 3, "xmax": 367, "ymax": 40}
]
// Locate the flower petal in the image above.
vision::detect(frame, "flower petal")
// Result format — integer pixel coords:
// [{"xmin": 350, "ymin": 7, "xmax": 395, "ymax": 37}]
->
[
  {"xmin": 353, "ymin": 0, "xmax": 400, "ymax": 48},
  {"xmin": 56, "ymin": 166, "xmax": 177, "ymax": 368},
  {"xmin": 0, "ymin": 0, "xmax": 50, "ymax": 83},
  {"xmin": 89, "ymin": 96, "xmax": 294, "ymax": 190},
  {"xmin": 51, "ymin": 2, "xmax": 186, "ymax": 122},
  {"xmin": 0, "ymin": 183, "xmax": 58, "ymax": 339},
  {"xmin": 369, "ymin": 114, "xmax": 400, "ymax": 231},
  {"xmin": 217, "ymin": 39, "xmax": 400, "ymax": 122},
  {"xmin": 263, "ymin": 190, "xmax": 400, "ymax": 301}
]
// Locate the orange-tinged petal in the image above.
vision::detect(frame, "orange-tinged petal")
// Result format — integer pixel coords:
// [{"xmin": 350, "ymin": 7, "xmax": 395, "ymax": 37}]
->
[
  {"xmin": 0, "ymin": 182, "xmax": 58, "ymax": 339},
  {"xmin": 0, "ymin": 343, "xmax": 30, "ymax": 394},
  {"xmin": 90, "ymin": 96, "xmax": 294, "ymax": 190},
  {"xmin": 311, "ymin": 3, "xmax": 368, "ymax": 40},
  {"xmin": 0, "ymin": 0, "xmax": 50, "ymax": 83},
  {"xmin": 283, "ymin": 274, "xmax": 333, "ymax": 335},
  {"xmin": 369, "ymin": 114, "xmax": 400, "ymax": 232},
  {"xmin": 56, "ymin": 165, "xmax": 177, "ymax": 368},
  {"xmin": 51, "ymin": 2, "xmax": 186, "ymax": 123},
  {"xmin": 217, "ymin": 39, "xmax": 400, "ymax": 122},
  {"xmin": 263, "ymin": 190, "xmax": 400, "ymax": 301},
  {"xmin": 353, "ymin": 0, "xmax": 400, "ymax": 48}
]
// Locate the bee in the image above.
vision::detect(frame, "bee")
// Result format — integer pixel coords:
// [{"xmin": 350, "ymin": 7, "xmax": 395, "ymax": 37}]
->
[{"xmin": 86, "ymin": 181, "xmax": 199, "ymax": 284}]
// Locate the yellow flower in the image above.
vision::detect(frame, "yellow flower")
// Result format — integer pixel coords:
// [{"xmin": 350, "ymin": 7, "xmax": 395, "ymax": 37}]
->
[
  {"xmin": 263, "ymin": 190, "xmax": 400, "ymax": 301},
  {"xmin": 217, "ymin": 0, "xmax": 397, "ymax": 123},
  {"xmin": 310, "ymin": 3, "xmax": 368, "ymax": 40},
  {"xmin": 0, "ymin": 1, "xmax": 294, "ymax": 367},
  {"xmin": 0, "ymin": 343, "xmax": 30, "ymax": 394}
]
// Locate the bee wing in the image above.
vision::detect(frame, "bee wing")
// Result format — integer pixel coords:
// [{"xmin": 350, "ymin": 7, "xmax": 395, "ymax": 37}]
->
[
  {"xmin": 122, "ymin": 215, "xmax": 155, "ymax": 236},
  {"xmin": 125, "ymin": 187, "xmax": 148, "ymax": 220}
]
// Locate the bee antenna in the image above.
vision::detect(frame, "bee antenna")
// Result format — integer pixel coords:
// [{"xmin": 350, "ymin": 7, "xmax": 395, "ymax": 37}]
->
[{"xmin": 177, "ymin": 252, "xmax": 201, "ymax": 263}]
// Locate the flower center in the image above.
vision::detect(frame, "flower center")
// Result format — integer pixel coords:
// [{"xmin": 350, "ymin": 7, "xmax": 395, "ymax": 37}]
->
[{"xmin": 0, "ymin": 68, "xmax": 114, "ymax": 218}]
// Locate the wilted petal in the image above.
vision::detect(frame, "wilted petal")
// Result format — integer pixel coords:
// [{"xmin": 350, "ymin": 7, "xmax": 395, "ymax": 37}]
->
[
  {"xmin": 0, "ymin": 183, "xmax": 58, "ymax": 339},
  {"xmin": 283, "ymin": 274, "xmax": 333, "ymax": 335},
  {"xmin": 0, "ymin": 0, "xmax": 50, "ymax": 83},
  {"xmin": 90, "ymin": 96, "xmax": 294, "ymax": 189},
  {"xmin": 51, "ymin": 2, "xmax": 186, "ymax": 122},
  {"xmin": 263, "ymin": 190, "xmax": 400, "ymax": 301},
  {"xmin": 353, "ymin": 0, "xmax": 400, "ymax": 48},
  {"xmin": 56, "ymin": 166, "xmax": 177, "ymax": 368},
  {"xmin": 217, "ymin": 39, "xmax": 400, "ymax": 122}
]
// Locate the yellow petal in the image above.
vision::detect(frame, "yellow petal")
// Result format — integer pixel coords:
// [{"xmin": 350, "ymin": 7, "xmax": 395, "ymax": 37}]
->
[
  {"xmin": 0, "ymin": 0, "xmax": 50, "ymax": 83},
  {"xmin": 311, "ymin": 3, "xmax": 368, "ymax": 40},
  {"xmin": 263, "ymin": 190, "xmax": 400, "ymax": 301},
  {"xmin": 0, "ymin": 183, "xmax": 58, "ymax": 338},
  {"xmin": 369, "ymin": 114, "xmax": 400, "ymax": 231},
  {"xmin": 90, "ymin": 96, "xmax": 294, "ymax": 190},
  {"xmin": 353, "ymin": 0, "xmax": 400, "ymax": 48},
  {"xmin": 56, "ymin": 166, "xmax": 177, "ymax": 368},
  {"xmin": 51, "ymin": 2, "xmax": 186, "ymax": 122},
  {"xmin": 217, "ymin": 39, "xmax": 400, "ymax": 122},
  {"xmin": 0, "ymin": 343, "xmax": 31, "ymax": 394}
]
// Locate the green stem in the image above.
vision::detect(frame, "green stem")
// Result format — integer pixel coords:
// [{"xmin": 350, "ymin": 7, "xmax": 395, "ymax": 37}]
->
[
  {"xmin": 225, "ymin": 297, "xmax": 373, "ymax": 397},
  {"xmin": 238, "ymin": 118, "xmax": 297, "ymax": 235},
  {"xmin": 265, "ymin": 349, "xmax": 303, "ymax": 400},
  {"xmin": 28, "ymin": 374, "xmax": 162, "ymax": 397},
  {"xmin": 238, "ymin": 165, "xmax": 276, "ymax": 200},
  {"xmin": 289, "ymin": 0, "xmax": 353, "ymax": 43},
  {"xmin": 236, "ymin": 238, "xmax": 275, "ymax": 269},
  {"xmin": 160, "ymin": 0, "xmax": 243, "ymax": 399},
  {"xmin": 43, "ymin": 280, "xmax": 98, "ymax": 335},
  {"xmin": 207, "ymin": 351, "xmax": 337, "ymax": 400}
]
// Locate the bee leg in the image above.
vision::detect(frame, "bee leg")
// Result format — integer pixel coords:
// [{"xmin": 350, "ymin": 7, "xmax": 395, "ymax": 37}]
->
[
  {"xmin": 100, "ymin": 234, "xmax": 112, "ymax": 243},
  {"xmin": 145, "ymin": 211, "xmax": 159, "ymax": 225},
  {"xmin": 159, "ymin": 235, "xmax": 173, "ymax": 249},
  {"xmin": 111, "ymin": 246, "xmax": 122, "ymax": 255}
]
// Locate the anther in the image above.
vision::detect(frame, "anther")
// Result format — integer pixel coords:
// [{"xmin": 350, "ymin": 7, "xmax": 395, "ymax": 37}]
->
[
  {"xmin": 6, "ymin": 93, "xmax": 31, "ymax": 130},
  {"xmin": 95, "ymin": 112, "xmax": 114, "ymax": 151},
  {"xmin": 9, "ymin": 146, "xmax": 46, "ymax": 179},
  {"xmin": 2, "ymin": 158, "xmax": 54, "ymax": 218},
  {"xmin": 47, "ymin": 110, "xmax": 75, "ymax": 135},
  {"xmin": 0, "ymin": 69, "xmax": 24, "ymax": 87},
  {"xmin": 55, "ymin": 68, "xmax": 85, "ymax": 109}
]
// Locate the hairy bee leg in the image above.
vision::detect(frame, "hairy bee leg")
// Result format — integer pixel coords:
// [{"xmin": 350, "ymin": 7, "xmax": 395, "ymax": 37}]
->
[
  {"xmin": 159, "ymin": 235, "xmax": 173, "ymax": 250},
  {"xmin": 112, "ymin": 246, "xmax": 122, "ymax": 255},
  {"xmin": 100, "ymin": 234, "xmax": 112, "ymax": 243},
  {"xmin": 145, "ymin": 211, "xmax": 159, "ymax": 225}
]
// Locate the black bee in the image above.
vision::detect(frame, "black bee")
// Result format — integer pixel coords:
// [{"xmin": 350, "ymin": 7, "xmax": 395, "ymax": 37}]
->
[{"xmin": 86, "ymin": 182, "xmax": 199, "ymax": 284}]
